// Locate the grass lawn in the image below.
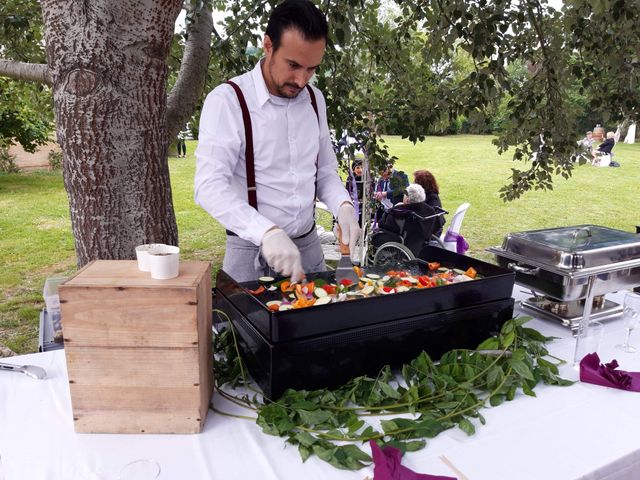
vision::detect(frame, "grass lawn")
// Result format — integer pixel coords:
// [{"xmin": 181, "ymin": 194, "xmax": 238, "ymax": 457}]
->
[
  {"xmin": 385, "ymin": 135, "xmax": 640, "ymax": 261},
  {"xmin": 1, "ymin": 136, "xmax": 638, "ymax": 355}
]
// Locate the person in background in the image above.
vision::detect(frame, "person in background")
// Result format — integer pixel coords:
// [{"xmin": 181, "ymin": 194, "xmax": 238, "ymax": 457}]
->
[
  {"xmin": 379, "ymin": 183, "xmax": 431, "ymax": 234},
  {"xmin": 374, "ymin": 164, "xmax": 409, "ymax": 206},
  {"xmin": 346, "ymin": 159, "xmax": 364, "ymax": 202},
  {"xmin": 176, "ymin": 130, "xmax": 187, "ymax": 158},
  {"xmin": 194, "ymin": 0, "xmax": 360, "ymax": 283},
  {"xmin": 578, "ymin": 131, "xmax": 594, "ymax": 153},
  {"xmin": 346, "ymin": 159, "xmax": 367, "ymax": 226},
  {"xmin": 413, "ymin": 169, "xmax": 445, "ymax": 238},
  {"xmin": 592, "ymin": 131, "xmax": 616, "ymax": 165}
]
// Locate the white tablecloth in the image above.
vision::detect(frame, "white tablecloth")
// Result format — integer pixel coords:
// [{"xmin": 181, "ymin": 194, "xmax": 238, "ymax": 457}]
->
[{"xmin": 1, "ymin": 289, "xmax": 640, "ymax": 480}]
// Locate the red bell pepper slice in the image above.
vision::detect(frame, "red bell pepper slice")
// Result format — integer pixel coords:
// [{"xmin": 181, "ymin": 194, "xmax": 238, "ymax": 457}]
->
[
  {"xmin": 248, "ymin": 285, "xmax": 265, "ymax": 295},
  {"xmin": 322, "ymin": 284, "xmax": 337, "ymax": 294}
]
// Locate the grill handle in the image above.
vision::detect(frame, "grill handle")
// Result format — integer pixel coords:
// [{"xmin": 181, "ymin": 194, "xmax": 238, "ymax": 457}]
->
[{"xmin": 507, "ymin": 262, "xmax": 540, "ymax": 275}]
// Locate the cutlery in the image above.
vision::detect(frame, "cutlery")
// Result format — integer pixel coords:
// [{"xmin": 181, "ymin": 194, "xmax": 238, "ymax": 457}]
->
[{"xmin": 0, "ymin": 361, "xmax": 47, "ymax": 379}]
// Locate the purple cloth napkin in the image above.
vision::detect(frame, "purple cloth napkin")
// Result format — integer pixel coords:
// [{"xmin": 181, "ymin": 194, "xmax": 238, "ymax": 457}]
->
[
  {"xmin": 443, "ymin": 230, "xmax": 469, "ymax": 254},
  {"xmin": 579, "ymin": 352, "xmax": 640, "ymax": 391},
  {"xmin": 370, "ymin": 441, "xmax": 456, "ymax": 480}
]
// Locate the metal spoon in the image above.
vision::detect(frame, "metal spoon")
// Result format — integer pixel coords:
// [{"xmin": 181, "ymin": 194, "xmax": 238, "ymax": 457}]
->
[{"xmin": 0, "ymin": 361, "xmax": 47, "ymax": 379}]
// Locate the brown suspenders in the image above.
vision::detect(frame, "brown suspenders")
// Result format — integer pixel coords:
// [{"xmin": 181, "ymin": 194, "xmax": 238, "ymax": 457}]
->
[{"xmin": 226, "ymin": 81, "xmax": 319, "ymax": 210}]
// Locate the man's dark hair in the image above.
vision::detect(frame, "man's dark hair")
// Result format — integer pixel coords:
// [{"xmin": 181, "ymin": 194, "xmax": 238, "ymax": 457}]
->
[{"xmin": 266, "ymin": 0, "xmax": 328, "ymax": 51}]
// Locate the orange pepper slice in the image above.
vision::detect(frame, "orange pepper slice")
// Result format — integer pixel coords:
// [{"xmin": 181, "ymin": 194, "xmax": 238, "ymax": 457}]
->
[{"xmin": 465, "ymin": 267, "xmax": 477, "ymax": 279}]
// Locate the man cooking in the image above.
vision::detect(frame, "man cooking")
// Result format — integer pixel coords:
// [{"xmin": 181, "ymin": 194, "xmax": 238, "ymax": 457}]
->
[{"xmin": 194, "ymin": 0, "xmax": 360, "ymax": 283}]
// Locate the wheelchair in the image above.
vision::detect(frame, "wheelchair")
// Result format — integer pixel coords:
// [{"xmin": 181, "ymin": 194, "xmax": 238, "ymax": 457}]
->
[{"xmin": 369, "ymin": 205, "xmax": 447, "ymax": 265}]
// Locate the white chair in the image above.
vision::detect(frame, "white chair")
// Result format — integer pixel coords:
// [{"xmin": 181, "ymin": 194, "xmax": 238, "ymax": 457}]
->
[
  {"xmin": 595, "ymin": 153, "xmax": 611, "ymax": 167},
  {"xmin": 440, "ymin": 202, "xmax": 470, "ymax": 252}
]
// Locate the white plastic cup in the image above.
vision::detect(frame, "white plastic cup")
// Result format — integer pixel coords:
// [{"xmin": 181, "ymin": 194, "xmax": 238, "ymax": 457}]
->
[
  {"xmin": 135, "ymin": 243, "xmax": 165, "ymax": 272},
  {"xmin": 147, "ymin": 245, "xmax": 180, "ymax": 280}
]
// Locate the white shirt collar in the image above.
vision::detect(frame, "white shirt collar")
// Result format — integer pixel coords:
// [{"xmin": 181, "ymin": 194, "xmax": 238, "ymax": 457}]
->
[{"xmin": 250, "ymin": 60, "xmax": 271, "ymax": 108}]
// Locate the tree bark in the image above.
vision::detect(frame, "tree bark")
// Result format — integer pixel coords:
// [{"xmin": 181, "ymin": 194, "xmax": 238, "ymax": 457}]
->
[
  {"xmin": 40, "ymin": 0, "xmax": 182, "ymax": 267},
  {"xmin": 166, "ymin": 4, "xmax": 213, "ymax": 141},
  {"xmin": 0, "ymin": 59, "xmax": 51, "ymax": 85}
]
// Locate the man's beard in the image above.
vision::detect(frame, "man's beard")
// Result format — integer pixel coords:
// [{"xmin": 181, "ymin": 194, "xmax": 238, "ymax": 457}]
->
[
  {"xmin": 277, "ymin": 82, "xmax": 303, "ymax": 98},
  {"xmin": 269, "ymin": 59, "xmax": 303, "ymax": 98}
]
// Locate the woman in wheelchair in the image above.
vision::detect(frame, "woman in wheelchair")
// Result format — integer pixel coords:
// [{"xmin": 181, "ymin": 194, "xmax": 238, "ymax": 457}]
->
[
  {"xmin": 379, "ymin": 183, "xmax": 430, "ymax": 233},
  {"xmin": 371, "ymin": 184, "xmax": 445, "ymax": 263}
]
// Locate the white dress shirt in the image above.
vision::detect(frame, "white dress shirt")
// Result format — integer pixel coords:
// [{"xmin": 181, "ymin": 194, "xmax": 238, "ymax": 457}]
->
[{"xmin": 194, "ymin": 61, "xmax": 351, "ymax": 246}]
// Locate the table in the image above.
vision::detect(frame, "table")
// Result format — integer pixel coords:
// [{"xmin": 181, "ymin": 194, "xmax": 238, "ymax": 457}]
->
[{"xmin": 1, "ymin": 288, "xmax": 640, "ymax": 480}]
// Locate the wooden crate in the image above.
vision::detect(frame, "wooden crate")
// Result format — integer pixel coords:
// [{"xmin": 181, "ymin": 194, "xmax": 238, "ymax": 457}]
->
[{"xmin": 59, "ymin": 260, "xmax": 213, "ymax": 434}]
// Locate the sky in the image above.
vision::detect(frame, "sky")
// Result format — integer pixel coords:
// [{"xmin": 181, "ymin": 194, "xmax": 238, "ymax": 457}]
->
[{"xmin": 175, "ymin": 8, "xmax": 228, "ymax": 34}]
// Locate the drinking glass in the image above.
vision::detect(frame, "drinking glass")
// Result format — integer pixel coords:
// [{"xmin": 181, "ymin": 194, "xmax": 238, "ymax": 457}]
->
[
  {"xmin": 573, "ymin": 321, "xmax": 604, "ymax": 366},
  {"xmin": 616, "ymin": 292, "xmax": 640, "ymax": 353}
]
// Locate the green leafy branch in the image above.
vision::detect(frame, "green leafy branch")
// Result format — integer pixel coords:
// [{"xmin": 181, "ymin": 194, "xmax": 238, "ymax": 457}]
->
[{"xmin": 212, "ymin": 313, "xmax": 572, "ymax": 471}]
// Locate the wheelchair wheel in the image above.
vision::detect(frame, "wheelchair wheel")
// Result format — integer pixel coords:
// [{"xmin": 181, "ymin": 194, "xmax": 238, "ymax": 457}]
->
[{"xmin": 372, "ymin": 242, "xmax": 415, "ymax": 265}]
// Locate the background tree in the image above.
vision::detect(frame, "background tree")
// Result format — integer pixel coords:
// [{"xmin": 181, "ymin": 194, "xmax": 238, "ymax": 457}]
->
[
  {"xmin": 0, "ymin": 1, "xmax": 51, "ymax": 152},
  {"xmin": 0, "ymin": 0, "xmax": 212, "ymax": 266}
]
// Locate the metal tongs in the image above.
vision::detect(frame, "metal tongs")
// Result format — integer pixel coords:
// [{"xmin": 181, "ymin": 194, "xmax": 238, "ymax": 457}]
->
[{"xmin": 0, "ymin": 361, "xmax": 47, "ymax": 379}]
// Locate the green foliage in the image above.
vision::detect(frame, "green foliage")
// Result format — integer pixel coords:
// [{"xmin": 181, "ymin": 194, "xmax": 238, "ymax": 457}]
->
[
  {"xmin": 0, "ymin": 0, "xmax": 46, "ymax": 61},
  {"xmin": 4, "ymin": 0, "xmax": 639, "ymax": 199},
  {"xmin": 0, "ymin": 79, "xmax": 52, "ymax": 152},
  {"xmin": 214, "ymin": 315, "xmax": 572, "ymax": 471},
  {"xmin": 198, "ymin": 0, "xmax": 639, "ymax": 202},
  {"xmin": 0, "ymin": 0, "xmax": 53, "ymax": 150},
  {"xmin": 0, "ymin": 146, "xmax": 19, "ymax": 173},
  {"xmin": 47, "ymin": 149, "xmax": 62, "ymax": 170}
]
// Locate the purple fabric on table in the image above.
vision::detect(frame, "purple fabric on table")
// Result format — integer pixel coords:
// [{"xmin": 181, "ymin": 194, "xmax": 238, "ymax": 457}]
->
[
  {"xmin": 370, "ymin": 441, "xmax": 456, "ymax": 480},
  {"xmin": 443, "ymin": 230, "xmax": 469, "ymax": 254},
  {"xmin": 579, "ymin": 352, "xmax": 640, "ymax": 391}
]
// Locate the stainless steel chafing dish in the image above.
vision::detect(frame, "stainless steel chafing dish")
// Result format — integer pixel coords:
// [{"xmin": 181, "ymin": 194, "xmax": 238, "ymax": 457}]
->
[{"xmin": 487, "ymin": 225, "xmax": 640, "ymax": 302}]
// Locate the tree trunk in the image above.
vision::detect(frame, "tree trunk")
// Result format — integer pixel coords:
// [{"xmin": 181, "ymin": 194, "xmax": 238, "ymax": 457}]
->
[
  {"xmin": 166, "ymin": 4, "xmax": 213, "ymax": 141},
  {"xmin": 40, "ymin": 0, "xmax": 182, "ymax": 267}
]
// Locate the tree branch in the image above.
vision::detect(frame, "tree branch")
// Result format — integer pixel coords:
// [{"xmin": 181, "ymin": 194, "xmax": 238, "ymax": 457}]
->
[
  {"xmin": 166, "ymin": 4, "xmax": 214, "ymax": 142},
  {"xmin": 0, "ymin": 59, "xmax": 51, "ymax": 85},
  {"xmin": 214, "ymin": 0, "xmax": 271, "ymax": 48}
]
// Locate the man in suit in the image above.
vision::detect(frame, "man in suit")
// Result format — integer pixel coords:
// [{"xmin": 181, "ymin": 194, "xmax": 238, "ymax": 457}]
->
[{"xmin": 375, "ymin": 164, "xmax": 409, "ymax": 206}]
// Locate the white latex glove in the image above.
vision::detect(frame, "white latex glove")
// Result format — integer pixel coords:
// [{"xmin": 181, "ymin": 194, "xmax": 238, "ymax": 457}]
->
[
  {"xmin": 336, "ymin": 202, "xmax": 361, "ymax": 262},
  {"xmin": 261, "ymin": 228, "xmax": 305, "ymax": 282}
]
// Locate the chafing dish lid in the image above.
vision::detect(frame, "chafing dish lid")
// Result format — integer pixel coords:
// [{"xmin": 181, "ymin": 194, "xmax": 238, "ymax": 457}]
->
[{"xmin": 500, "ymin": 225, "xmax": 640, "ymax": 270}]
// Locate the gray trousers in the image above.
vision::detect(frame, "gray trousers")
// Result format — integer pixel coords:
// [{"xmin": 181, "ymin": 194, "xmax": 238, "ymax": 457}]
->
[{"xmin": 222, "ymin": 229, "xmax": 326, "ymax": 283}]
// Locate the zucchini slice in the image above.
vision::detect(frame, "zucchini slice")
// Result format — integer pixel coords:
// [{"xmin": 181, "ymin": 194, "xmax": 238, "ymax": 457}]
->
[{"xmin": 314, "ymin": 296, "xmax": 332, "ymax": 306}]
